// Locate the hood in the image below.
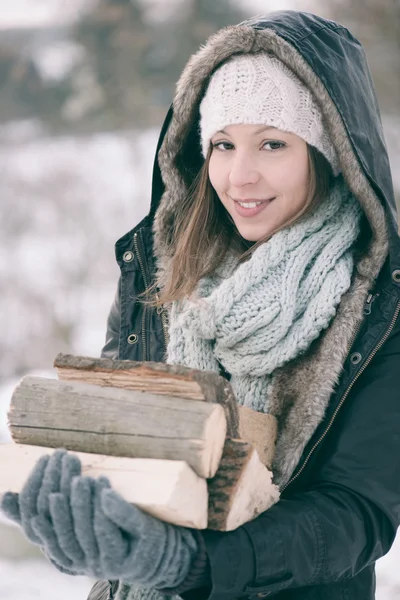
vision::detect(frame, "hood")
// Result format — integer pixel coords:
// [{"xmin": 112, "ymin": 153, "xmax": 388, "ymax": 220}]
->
[
  {"xmin": 135, "ymin": 11, "xmax": 400, "ymax": 489},
  {"xmin": 147, "ymin": 10, "xmax": 399, "ymax": 287}
]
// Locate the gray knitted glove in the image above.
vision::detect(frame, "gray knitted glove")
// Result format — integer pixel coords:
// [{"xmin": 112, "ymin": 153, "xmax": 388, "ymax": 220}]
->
[
  {"xmin": 0, "ymin": 449, "xmax": 199, "ymax": 587},
  {"xmin": 0, "ymin": 449, "xmax": 82, "ymax": 575}
]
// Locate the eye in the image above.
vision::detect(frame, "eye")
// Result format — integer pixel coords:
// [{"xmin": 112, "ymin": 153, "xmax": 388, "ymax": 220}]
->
[
  {"xmin": 211, "ymin": 141, "xmax": 234, "ymax": 151},
  {"xmin": 262, "ymin": 140, "xmax": 286, "ymax": 151}
]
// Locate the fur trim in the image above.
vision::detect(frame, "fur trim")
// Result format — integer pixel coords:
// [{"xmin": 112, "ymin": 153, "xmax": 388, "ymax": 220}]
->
[
  {"xmin": 269, "ymin": 275, "xmax": 371, "ymax": 488},
  {"xmin": 152, "ymin": 25, "xmax": 389, "ymax": 489}
]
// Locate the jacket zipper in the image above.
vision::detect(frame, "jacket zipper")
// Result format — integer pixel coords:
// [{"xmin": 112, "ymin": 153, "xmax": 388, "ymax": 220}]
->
[
  {"xmin": 281, "ymin": 294, "xmax": 400, "ymax": 493},
  {"xmin": 363, "ymin": 292, "xmax": 378, "ymax": 315},
  {"xmin": 133, "ymin": 232, "xmax": 149, "ymax": 361},
  {"xmin": 133, "ymin": 231, "xmax": 169, "ymax": 356},
  {"xmin": 338, "ymin": 293, "xmax": 378, "ymax": 357},
  {"xmin": 156, "ymin": 294, "xmax": 170, "ymax": 349}
]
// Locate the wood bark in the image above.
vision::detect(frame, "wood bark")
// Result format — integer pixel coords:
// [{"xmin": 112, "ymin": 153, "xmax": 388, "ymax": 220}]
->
[
  {"xmin": 207, "ymin": 439, "xmax": 280, "ymax": 531},
  {"xmin": 8, "ymin": 376, "xmax": 227, "ymax": 478},
  {"xmin": 53, "ymin": 354, "xmax": 277, "ymax": 468},
  {"xmin": 54, "ymin": 353, "xmax": 240, "ymax": 438}
]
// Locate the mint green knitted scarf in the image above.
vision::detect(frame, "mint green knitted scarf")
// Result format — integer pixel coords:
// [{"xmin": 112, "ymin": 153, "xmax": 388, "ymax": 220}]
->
[{"xmin": 166, "ymin": 177, "xmax": 362, "ymax": 415}]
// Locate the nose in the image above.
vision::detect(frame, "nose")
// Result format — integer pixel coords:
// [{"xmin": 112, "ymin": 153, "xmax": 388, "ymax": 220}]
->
[{"xmin": 228, "ymin": 151, "xmax": 260, "ymax": 187}]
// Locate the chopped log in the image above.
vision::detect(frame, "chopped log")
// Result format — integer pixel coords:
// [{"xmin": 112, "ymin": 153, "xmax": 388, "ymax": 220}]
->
[
  {"xmin": 237, "ymin": 405, "xmax": 277, "ymax": 469},
  {"xmin": 54, "ymin": 353, "xmax": 240, "ymax": 438},
  {"xmin": 53, "ymin": 354, "xmax": 277, "ymax": 467},
  {"xmin": 8, "ymin": 376, "xmax": 227, "ymax": 478},
  {"xmin": 207, "ymin": 439, "xmax": 280, "ymax": 532},
  {"xmin": 0, "ymin": 443, "xmax": 208, "ymax": 529}
]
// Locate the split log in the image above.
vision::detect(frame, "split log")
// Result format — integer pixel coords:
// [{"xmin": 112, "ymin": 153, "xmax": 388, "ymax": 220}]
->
[
  {"xmin": 237, "ymin": 405, "xmax": 277, "ymax": 469},
  {"xmin": 53, "ymin": 354, "xmax": 277, "ymax": 468},
  {"xmin": 207, "ymin": 439, "xmax": 280, "ymax": 531},
  {"xmin": 0, "ymin": 443, "xmax": 208, "ymax": 529},
  {"xmin": 8, "ymin": 376, "xmax": 227, "ymax": 478},
  {"xmin": 0, "ymin": 441, "xmax": 279, "ymax": 532}
]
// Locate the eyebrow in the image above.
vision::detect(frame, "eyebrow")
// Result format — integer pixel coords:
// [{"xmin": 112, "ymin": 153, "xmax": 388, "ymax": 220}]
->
[{"xmin": 217, "ymin": 125, "xmax": 275, "ymax": 135}]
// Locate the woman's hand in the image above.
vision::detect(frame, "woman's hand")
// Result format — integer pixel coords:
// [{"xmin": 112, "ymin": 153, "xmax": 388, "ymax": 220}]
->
[{"xmin": 0, "ymin": 449, "xmax": 198, "ymax": 587}]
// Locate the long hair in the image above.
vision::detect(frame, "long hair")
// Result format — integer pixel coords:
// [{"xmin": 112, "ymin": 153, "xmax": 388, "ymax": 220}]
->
[{"xmin": 143, "ymin": 144, "xmax": 334, "ymax": 308}]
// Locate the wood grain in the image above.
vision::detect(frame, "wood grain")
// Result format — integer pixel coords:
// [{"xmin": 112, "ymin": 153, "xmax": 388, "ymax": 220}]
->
[
  {"xmin": 54, "ymin": 353, "xmax": 240, "ymax": 438},
  {"xmin": 8, "ymin": 376, "xmax": 227, "ymax": 478},
  {"xmin": 0, "ymin": 443, "xmax": 208, "ymax": 529}
]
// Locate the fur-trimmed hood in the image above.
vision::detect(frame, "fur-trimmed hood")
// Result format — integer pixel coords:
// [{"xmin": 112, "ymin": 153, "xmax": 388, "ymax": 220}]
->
[
  {"xmin": 143, "ymin": 10, "xmax": 399, "ymax": 489},
  {"xmin": 149, "ymin": 10, "xmax": 398, "ymax": 275}
]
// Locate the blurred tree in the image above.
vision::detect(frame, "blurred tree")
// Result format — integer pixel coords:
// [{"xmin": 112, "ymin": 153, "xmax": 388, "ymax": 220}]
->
[
  {"xmin": 0, "ymin": 0, "xmax": 247, "ymax": 133},
  {"xmin": 1, "ymin": 1, "xmax": 399, "ymax": 133},
  {"xmin": 67, "ymin": 0, "xmax": 247, "ymax": 131},
  {"xmin": 327, "ymin": 0, "xmax": 400, "ymax": 216},
  {"xmin": 0, "ymin": 45, "xmax": 67, "ymax": 124},
  {"xmin": 146, "ymin": 0, "xmax": 246, "ymax": 104},
  {"xmin": 71, "ymin": 0, "xmax": 155, "ymax": 130},
  {"xmin": 327, "ymin": 0, "xmax": 400, "ymax": 116}
]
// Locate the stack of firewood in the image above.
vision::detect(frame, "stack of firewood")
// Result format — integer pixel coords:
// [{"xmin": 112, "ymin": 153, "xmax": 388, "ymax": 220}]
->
[{"xmin": 0, "ymin": 354, "xmax": 279, "ymax": 531}]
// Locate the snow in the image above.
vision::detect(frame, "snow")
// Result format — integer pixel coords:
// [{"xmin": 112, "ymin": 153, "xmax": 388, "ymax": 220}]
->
[
  {"xmin": 0, "ymin": 125, "xmax": 158, "ymax": 379},
  {"xmin": 0, "ymin": 556, "xmax": 94, "ymax": 599},
  {"xmin": 376, "ymin": 534, "xmax": 400, "ymax": 599},
  {"xmin": 0, "ymin": 381, "xmax": 16, "ymax": 443},
  {"xmin": 35, "ymin": 41, "xmax": 85, "ymax": 81},
  {"xmin": 0, "ymin": 0, "xmax": 98, "ymax": 29}
]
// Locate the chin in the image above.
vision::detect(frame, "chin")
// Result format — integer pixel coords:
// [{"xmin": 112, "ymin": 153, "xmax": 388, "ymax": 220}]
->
[{"xmin": 236, "ymin": 226, "xmax": 272, "ymax": 243}]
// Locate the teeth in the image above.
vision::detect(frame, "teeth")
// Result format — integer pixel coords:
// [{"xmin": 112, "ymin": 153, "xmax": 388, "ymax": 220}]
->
[{"xmin": 237, "ymin": 201, "xmax": 263, "ymax": 208}]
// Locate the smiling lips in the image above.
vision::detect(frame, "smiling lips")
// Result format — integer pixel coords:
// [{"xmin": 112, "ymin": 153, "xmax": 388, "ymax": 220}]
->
[{"xmin": 231, "ymin": 196, "xmax": 275, "ymax": 217}]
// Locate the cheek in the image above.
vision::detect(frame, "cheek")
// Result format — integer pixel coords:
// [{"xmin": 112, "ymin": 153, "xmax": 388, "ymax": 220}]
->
[
  {"xmin": 208, "ymin": 156, "xmax": 226, "ymax": 195},
  {"xmin": 273, "ymin": 153, "xmax": 309, "ymax": 201}
]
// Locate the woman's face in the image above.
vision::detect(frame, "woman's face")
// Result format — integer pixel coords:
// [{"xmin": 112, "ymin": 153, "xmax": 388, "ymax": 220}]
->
[{"xmin": 208, "ymin": 124, "xmax": 310, "ymax": 241}]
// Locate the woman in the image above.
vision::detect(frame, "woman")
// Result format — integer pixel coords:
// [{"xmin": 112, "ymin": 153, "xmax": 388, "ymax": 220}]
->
[{"xmin": 2, "ymin": 10, "xmax": 400, "ymax": 600}]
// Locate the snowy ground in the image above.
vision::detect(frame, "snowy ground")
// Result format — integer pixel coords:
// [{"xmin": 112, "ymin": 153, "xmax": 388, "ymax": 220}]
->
[
  {"xmin": 0, "ymin": 515, "xmax": 398, "ymax": 599},
  {"xmin": 0, "ymin": 516, "xmax": 95, "ymax": 599},
  {"xmin": 0, "ymin": 557, "xmax": 94, "ymax": 600}
]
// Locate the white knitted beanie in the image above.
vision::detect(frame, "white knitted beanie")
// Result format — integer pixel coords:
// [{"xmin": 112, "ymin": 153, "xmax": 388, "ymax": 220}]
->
[{"xmin": 199, "ymin": 53, "xmax": 340, "ymax": 175}]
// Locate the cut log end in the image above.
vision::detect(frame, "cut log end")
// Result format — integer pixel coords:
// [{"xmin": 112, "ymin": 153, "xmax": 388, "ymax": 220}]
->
[
  {"xmin": 207, "ymin": 439, "xmax": 280, "ymax": 531},
  {"xmin": 203, "ymin": 404, "xmax": 227, "ymax": 478}
]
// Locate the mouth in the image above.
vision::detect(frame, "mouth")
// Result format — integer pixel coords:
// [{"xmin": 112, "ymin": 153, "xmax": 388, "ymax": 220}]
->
[{"xmin": 231, "ymin": 197, "xmax": 275, "ymax": 217}]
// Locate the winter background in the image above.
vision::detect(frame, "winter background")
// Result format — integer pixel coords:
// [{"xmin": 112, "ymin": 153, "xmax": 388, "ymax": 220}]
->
[{"xmin": 0, "ymin": 0, "xmax": 399, "ymax": 598}]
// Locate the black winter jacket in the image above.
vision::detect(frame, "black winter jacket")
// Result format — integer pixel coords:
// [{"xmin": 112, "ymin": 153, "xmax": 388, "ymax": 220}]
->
[{"xmin": 88, "ymin": 11, "xmax": 400, "ymax": 600}]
